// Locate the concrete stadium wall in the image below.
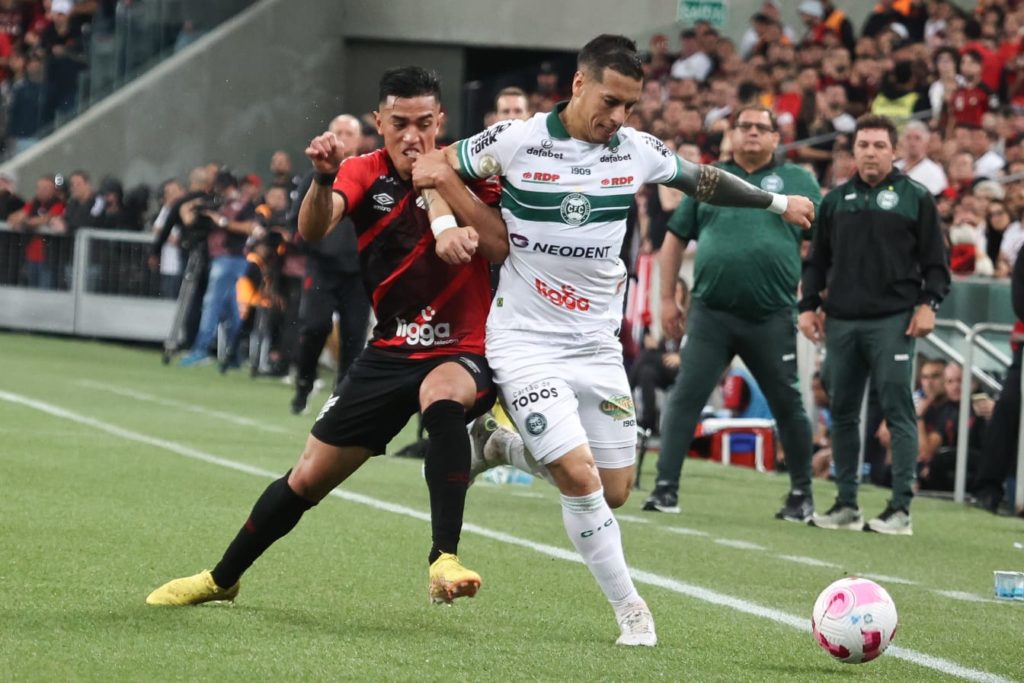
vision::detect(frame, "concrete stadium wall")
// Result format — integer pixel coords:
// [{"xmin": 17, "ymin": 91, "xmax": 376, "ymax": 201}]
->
[{"xmin": 2, "ymin": 0, "xmax": 348, "ymax": 194}]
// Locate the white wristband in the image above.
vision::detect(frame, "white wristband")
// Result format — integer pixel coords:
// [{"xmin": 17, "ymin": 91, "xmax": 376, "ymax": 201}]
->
[
  {"xmin": 430, "ymin": 214, "xmax": 458, "ymax": 238},
  {"xmin": 767, "ymin": 192, "xmax": 789, "ymax": 215}
]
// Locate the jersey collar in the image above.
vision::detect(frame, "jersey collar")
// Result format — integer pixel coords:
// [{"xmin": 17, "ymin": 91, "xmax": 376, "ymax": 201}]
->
[{"xmin": 546, "ymin": 100, "xmax": 621, "ymax": 149}]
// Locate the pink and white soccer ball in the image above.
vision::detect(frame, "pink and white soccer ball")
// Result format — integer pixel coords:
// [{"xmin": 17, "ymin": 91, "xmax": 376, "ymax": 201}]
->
[{"xmin": 811, "ymin": 577, "xmax": 898, "ymax": 664}]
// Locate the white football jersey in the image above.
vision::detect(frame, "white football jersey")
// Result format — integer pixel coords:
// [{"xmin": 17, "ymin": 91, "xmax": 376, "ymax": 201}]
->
[{"xmin": 456, "ymin": 104, "xmax": 682, "ymax": 335}]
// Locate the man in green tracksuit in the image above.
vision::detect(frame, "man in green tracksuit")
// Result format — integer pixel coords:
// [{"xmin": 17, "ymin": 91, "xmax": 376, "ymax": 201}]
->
[
  {"xmin": 644, "ymin": 105, "xmax": 821, "ymax": 521},
  {"xmin": 799, "ymin": 114, "xmax": 950, "ymax": 536}
]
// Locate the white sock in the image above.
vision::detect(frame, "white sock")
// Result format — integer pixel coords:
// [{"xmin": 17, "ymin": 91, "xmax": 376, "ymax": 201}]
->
[
  {"xmin": 488, "ymin": 428, "xmax": 556, "ymax": 485},
  {"xmin": 560, "ymin": 488, "xmax": 639, "ymax": 608}
]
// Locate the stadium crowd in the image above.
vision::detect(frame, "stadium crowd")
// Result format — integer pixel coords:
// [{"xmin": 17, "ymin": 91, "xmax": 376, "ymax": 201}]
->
[{"xmin": 0, "ymin": 0, "xmax": 1021, "ymax": 506}]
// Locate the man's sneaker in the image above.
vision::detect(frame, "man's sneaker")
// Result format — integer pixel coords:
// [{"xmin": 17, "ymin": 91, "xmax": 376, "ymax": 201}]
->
[
  {"xmin": 178, "ymin": 351, "xmax": 212, "ymax": 368},
  {"xmin": 145, "ymin": 569, "xmax": 239, "ymax": 606},
  {"xmin": 642, "ymin": 482, "xmax": 680, "ymax": 514},
  {"xmin": 810, "ymin": 502, "xmax": 863, "ymax": 530},
  {"xmin": 866, "ymin": 504, "xmax": 913, "ymax": 536},
  {"xmin": 468, "ymin": 413, "xmax": 501, "ymax": 480},
  {"xmin": 428, "ymin": 553, "xmax": 481, "ymax": 604},
  {"xmin": 291, "ymin": 381, "xmax": 313, "ymax": 415},
  {"xmin": 775, "ymin": 490, "xmax": 814, "ymax": 523},
  {"xmin": 615, "ymin": 598, "xmax": 657, "ymax": 646}
]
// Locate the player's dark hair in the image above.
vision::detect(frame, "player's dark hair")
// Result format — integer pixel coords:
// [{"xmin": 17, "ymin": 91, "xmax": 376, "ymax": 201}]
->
[
  {"xmin": 378, "ymin": 66, "xmax": 442, "ymax": 105},
  {"xmin": 578, "ymin": 34, "xmax": 643, "ymax": 82},
  {"xmin": 854, "ymin": 114, "xmax": 898, "ymax": 148}
]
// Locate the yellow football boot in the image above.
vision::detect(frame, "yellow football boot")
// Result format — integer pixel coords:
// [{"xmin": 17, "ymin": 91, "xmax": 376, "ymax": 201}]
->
[
  {"xmin": 428, "ymin": 553, "xmax": 481, "ymax": 604},
  {"xmin": 146, "ymin": 570, "xmax": 239, "ymax": 606}
]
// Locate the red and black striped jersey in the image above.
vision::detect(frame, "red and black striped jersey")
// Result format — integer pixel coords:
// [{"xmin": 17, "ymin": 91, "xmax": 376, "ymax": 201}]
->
[{"xmin": 332, "ymin": 148, "xmax": 500, "ymax": 358}]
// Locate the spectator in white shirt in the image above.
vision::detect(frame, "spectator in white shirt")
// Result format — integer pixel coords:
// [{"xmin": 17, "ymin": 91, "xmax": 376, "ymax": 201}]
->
[
  {"xmin": 895, "ymin": 120, "xmax": 948, "ymax": 195},
  {"xmin": 670, "ymin": 29, "xmax": 713, "ymax": 82}
]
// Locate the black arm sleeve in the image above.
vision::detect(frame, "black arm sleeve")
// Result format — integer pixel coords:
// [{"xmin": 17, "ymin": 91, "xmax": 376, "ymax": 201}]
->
[
  {"xmin": 150, "ymin": 199, "xmax": 182, "ymax": 258},
  {"xmin": 1013, "ymin": 246, "xmax": 1024, "ymax": 322},
  {"xmin": 667, "ymin": 158, "xmax": 774, "ymax": 210},
  {"xmin": 799, "ymin": 199, "xmax": 831, "ymax": 312},
  {"xmin": 915, "ymin": 192, "xmax": 951, "ymax": 304}
]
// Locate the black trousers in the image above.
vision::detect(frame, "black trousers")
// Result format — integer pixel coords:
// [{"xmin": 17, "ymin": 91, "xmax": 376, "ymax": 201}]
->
[
  {"xmin": 293, "ymin": 270, "xmax": 370, "ymax": 393},
  {"xmin": 628, "ymin": 348, "xmax": 678, "ymax": 433},
  {"xmin": 974, "ymin": 345, "xmax": 1022, "ymax": 496}
]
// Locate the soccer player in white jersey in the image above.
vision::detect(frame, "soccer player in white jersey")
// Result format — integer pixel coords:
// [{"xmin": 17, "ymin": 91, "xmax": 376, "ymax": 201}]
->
[{"xmin": 412, "ymin": 34, "xmax": 814, "ymax": 647}]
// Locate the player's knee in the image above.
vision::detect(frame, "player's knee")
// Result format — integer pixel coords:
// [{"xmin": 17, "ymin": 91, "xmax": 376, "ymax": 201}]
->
[{"xmin": 604, "ymin": 485, "xmax": 631, "ymax": 509}]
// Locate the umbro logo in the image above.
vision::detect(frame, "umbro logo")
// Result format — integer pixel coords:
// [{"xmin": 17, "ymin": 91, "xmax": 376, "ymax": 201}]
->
[{"xmin": 372, "ymin": 192, "xmax": 394, "ymax": 207}]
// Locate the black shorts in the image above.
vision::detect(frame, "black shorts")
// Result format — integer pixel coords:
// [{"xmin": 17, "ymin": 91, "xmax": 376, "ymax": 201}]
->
[{"xmin": 310, "ymin": 346, "xmax": 496, "ymax": 454}]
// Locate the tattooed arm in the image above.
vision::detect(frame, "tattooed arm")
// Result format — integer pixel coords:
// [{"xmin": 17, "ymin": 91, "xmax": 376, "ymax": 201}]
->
[{"xmin": 664, "ymin": 160, "xmax": 814, "ymax": 229}]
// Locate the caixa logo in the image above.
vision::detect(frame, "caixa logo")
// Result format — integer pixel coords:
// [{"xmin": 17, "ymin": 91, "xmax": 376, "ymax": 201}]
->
[
  {"xmin": 395, "ymin": 306, "xmax": 451, "ymax": 346},
  {"xmin": 534, "ymin": 278, "xmax": 590, "ymax": 312}
]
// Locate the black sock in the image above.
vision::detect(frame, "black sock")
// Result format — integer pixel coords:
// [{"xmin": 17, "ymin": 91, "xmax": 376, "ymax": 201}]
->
[
  {"xmin": 422, "ymin": 400, "xmax": 470, "ymax": 565},
  {"xmin": 211, "ymin": 472, "xmax": 315, "ymax": 588}
]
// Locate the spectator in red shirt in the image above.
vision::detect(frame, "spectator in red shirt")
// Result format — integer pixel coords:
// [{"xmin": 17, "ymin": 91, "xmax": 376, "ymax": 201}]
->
[
  {"xmin": 9, "ymin": 174, "xmax": 65, "ymax": 289},
  {"xmin": 961, "ymin": 18, "xmax": 1003, "ymax": 92},
  {"xmin": 949, "ymin": 49, "xmax": 999, "ymax": 130}
]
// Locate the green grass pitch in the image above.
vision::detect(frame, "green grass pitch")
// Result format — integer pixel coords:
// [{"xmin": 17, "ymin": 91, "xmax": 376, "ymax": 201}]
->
[{"xmin": 1, "ymin": 332, "xmax": 1022, "ymax": 682}]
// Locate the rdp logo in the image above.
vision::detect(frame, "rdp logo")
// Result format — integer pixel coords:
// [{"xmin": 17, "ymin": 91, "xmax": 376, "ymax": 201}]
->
[
  {"xmin": 601, "ymin": 176, "xmax": 634, "ymax": 187},
  {"xmin": 523, "ymin": 171, "xmax": 560, "ymax": 183}
]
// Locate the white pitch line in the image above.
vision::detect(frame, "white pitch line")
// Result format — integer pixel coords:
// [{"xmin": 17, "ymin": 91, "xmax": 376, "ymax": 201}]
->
[
  {"xmin": 616, "ymin": 514, "xmax": 651, "ymax": 524},
  {"xmin": 664, "ymin": 526, "xmax": 710, "ymax": 537},
  {"xmin": 713, "ymin": 538, "xmax": 767, "ymax": 551},
  {"xmin": 76, "ymin": 380, "xmax": 290, "ymax": 434},
  {"xmin": 934, "ymin": 590, "xmax": 995, "ymax": 604},
  {"xmin": 0, "ymin": 388, "xmax": 1016, "ymax": 683},
  {"xmin": 777, "ymin": 555, "xmax": 840, "ymax": 569},
  {"xmin": 861, "ymin": 573, "xmax": 920, "ymax": 586}
]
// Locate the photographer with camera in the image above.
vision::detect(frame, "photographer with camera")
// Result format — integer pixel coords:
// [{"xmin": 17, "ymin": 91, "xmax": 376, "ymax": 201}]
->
[
  {"xmin": 177, "ymin": 170, "xmax": 257, "ymax": 368},
  {"xmin": 150, "ymin": 167, "xmax": 214, "ymax": 350}
]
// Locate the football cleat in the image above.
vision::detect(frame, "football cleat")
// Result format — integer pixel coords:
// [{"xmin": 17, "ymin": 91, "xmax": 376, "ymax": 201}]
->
[
  {"xmin": 145, "ymin": 569, "xmax": 239, "ymax": 606},
  {"xmin": 615, "ymin": 598, "xmax": 657, "ymax": 646},
  {"xmin": 428, "ymin": 553, "xmax": 481, "ymax": 605}
]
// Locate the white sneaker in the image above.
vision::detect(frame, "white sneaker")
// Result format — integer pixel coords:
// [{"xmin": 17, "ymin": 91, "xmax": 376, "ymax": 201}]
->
[
  {"xmin": 615, "ymin": 599, "xmax": 657, "ymax": 646},
  {"xmin": 468, "ymin": 413, "xmax": 502, "ymax": 480}
]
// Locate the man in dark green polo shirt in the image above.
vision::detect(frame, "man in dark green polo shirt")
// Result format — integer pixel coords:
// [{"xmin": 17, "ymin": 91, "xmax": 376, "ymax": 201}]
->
[
  {"xmin": 799, "ymin": 114, "xmax": 950, "ymax": 536},
  {"xmin": 643, "ymin": 105, "xmax": 821, "ymax": 521}
]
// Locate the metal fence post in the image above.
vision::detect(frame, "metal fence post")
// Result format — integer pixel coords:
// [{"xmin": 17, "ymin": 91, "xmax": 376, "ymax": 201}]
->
[{"xmin": 953, "ymin": 327, "xmax": 976, "ymax": 504}]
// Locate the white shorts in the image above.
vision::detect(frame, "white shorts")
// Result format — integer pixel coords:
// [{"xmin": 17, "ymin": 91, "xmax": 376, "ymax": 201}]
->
[{"xmin": 486, "ymin": 328, "xmax": 637, "ymax": 468}]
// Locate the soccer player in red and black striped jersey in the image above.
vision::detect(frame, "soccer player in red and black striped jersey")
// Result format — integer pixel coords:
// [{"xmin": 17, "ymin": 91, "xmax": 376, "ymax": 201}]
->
[{"xmin": 146, "ymin": 67, "xmax": 509, "ymax": 608}]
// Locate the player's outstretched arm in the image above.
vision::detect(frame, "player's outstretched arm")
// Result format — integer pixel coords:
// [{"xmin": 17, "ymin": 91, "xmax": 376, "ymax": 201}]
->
[
  {"xmin": 298, "ymin": 131, "xmax": 347, "ymax": 242},
  {"xmin": 665, "ymin": 158, "xmax": 814, "ymax": 230}
]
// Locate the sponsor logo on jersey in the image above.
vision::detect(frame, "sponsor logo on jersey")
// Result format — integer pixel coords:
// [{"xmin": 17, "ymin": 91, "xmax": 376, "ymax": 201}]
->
[
  {"xmin": 600, "ymin": 176, "xmax": 635, "ymax": 187},
  {"xmin": 599, "ymin": 394, "xmax": 635, "ymax": 420},
  {"xmin": 760, "ymin": 174, "xmax": 784, "ymax": 192},
  {"xmin": 531, "ymin": 242, "xmax": 611, "ymax": 259},
  {"xmin": 541, "ymin": 138, "xmax": 554, "ymax": 149},
  {"xmin": 526, "ymin": 147, "xmax": 565, "ymax": 159},
  {"xmin": 372, "ymin": 192, "xmax": 394, "ymax": 211},
  {"xmin": 509, "ymin": 385, "xmax": 560, "ymax": 412},
  {"xmin": 522, "ymin": 171, "xmax": 561, "ymax": 183},
  {"xmin": 641, "ymin": 135, "xmax": 673, "ymax": 158},
  {"xmin": 560, "ymin": 192, "xmax": 591, "ymax": 225},
  {"xmin": 394, "ymin": 306, "xmax": 454, "ymax": 347},
  {"xmin": 525, "ymin": 412, "xmax": 547, "ymax": 435},
  {"xmin": 509, "ymin": 233, "xmax": 609, "ymax": 259},
  {"xmin": 534, "ymin": 278, "xmax": 591, "ymax": 312},
  {"xmin": 469, "ymin": 121, "xmax": 512, "ymax": 155},
  {"xmin": 509, "ymin": 233, "xmax": 530, "ymax": 248},
  {"xmin": 877, "ymin": 189, "xmax": 899, "ymax": 210},
  {"xmin": 599, "ymin": 152, "xmax": 633, "ymax": 163}
]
